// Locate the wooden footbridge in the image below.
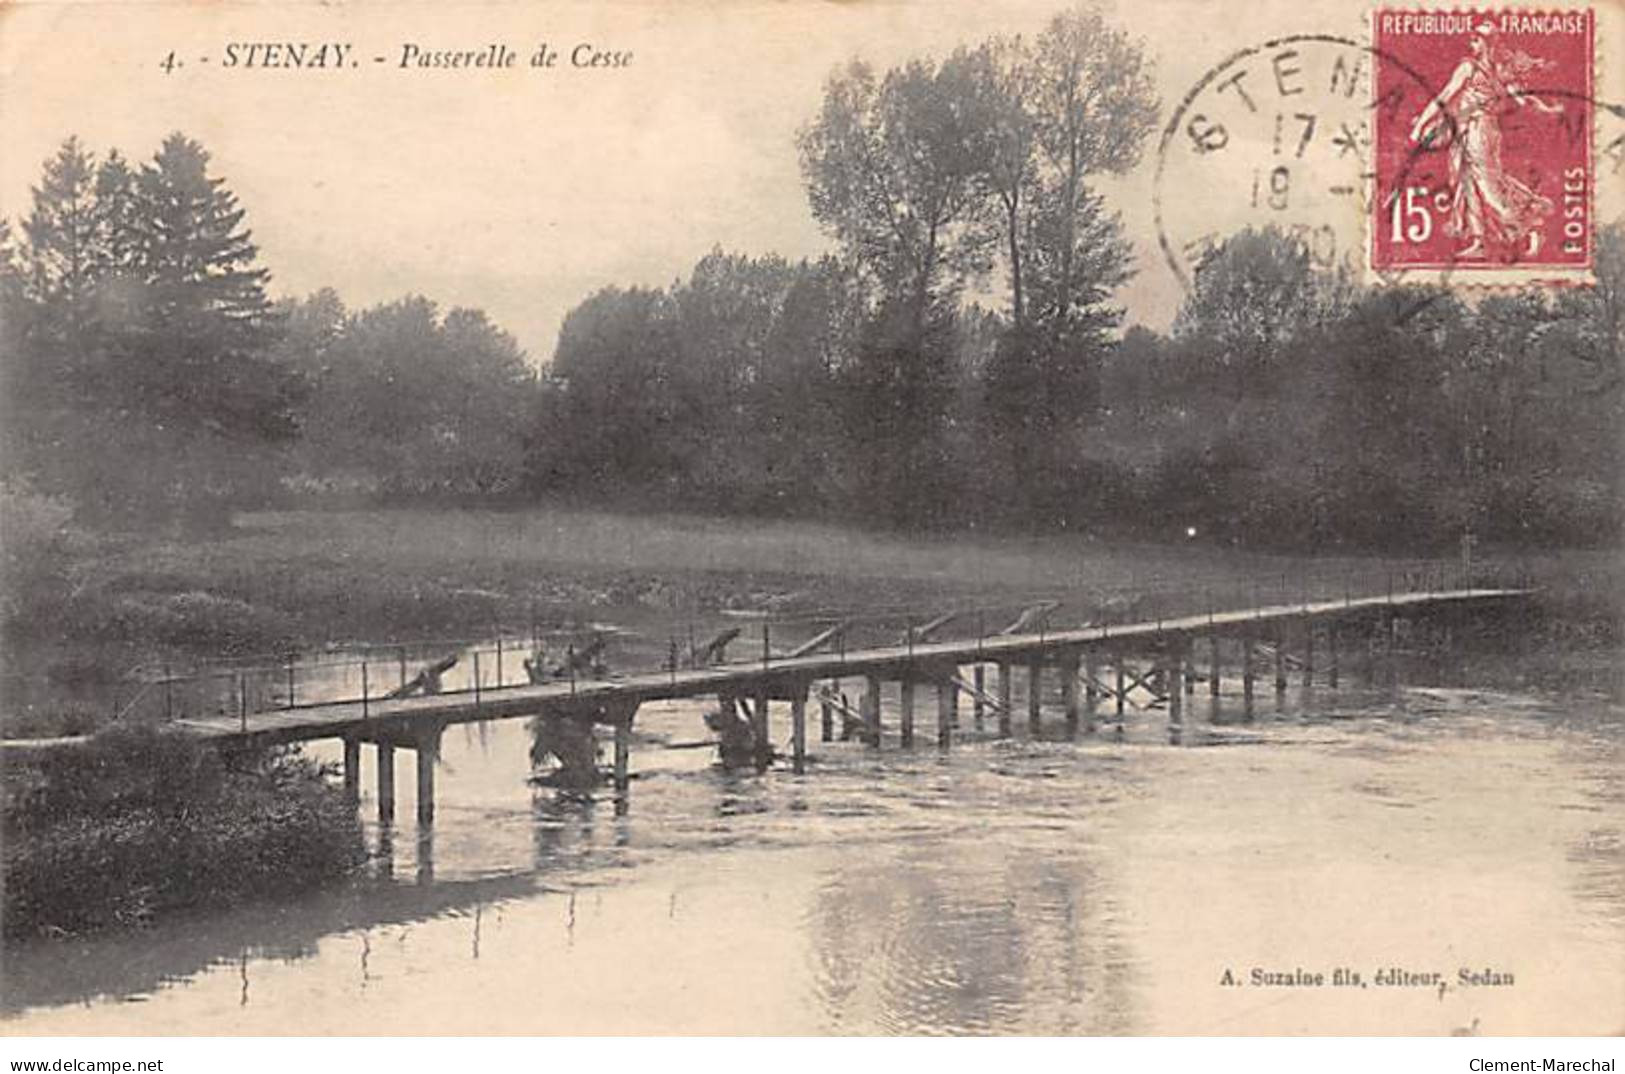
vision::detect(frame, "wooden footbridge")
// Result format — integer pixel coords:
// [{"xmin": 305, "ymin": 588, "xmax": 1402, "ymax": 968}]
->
[{"xmin": 1, "ymin": 584, "xmax": 1534, "ymax": 825}]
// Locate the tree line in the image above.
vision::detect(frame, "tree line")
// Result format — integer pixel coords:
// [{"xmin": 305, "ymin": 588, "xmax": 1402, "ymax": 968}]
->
[
  {"xmin": 2, "ymin": 5, "xmax": 1619, "ymax": 550},
  {"xmin": 0, "ymin": 134, "xmax": 538, "ymax": 528}
]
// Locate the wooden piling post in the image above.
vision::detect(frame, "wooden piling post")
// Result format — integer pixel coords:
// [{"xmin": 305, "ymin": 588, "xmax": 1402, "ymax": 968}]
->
[
  {"xmin": 416, "ymin": 727, "xmax": 440, "ymax": 826},
  {"xmin": 863, "ymin": 674, "xmax": 882, "ymax": 747},
  {"xmin": 1387, "ymin": 612, "xmax": 1399, "ymax": 687},
  {"xmin": 1242, "ymin": 636, "xmax": 1256, "ymax": 701},
  {"xmin": 997, "ymin": 661, "xmax": 1013, "ymax": 737},
  {"xmin": 1061, "ymin": 650, "xmax": 1080, "ymax": 730},
  {"xmin": 377, "ymin": 744, "xmax": 396, "ymax": 824},
  {"xmin": 973, "ymin": 664, "xmax": 986, "ymax": 731},
  {"xmin": 1168, "ymin": 648, "xmax": 1185, "ymax": 727},
  {"xmin": 1028, "ymin": 656, "xmax": 1043, "ymax": 732},
  {"xmin": 1303, "ymin": 624, "xmax": 1315, "ymax": 689},
  {"xmin": 343, "ymin": 737, "xmax": 361, "ymax": 800},
  {"xmin": 1209, "ymin": 634, "xmax": 1221, "ymax": 697},
  {"xmin": 820, "ymin": 688, "xmax": 834, "ymax": 743},
  {"xmin": 900, "ymin": 678, "xmax": 915, "ymax": 747},
  {"xmin": 614, "ymin": 713, "xmax": 633, "ymax": 793},
  {"xmin": 1274, "ymin": 632, "xmax": 1287, "ymax": 694},
  {"xmin": 753, "ymin": 686, "xmax": 771, "ymax": 763},
  {"xmin": 1115, "ymin": 658, "xmax": 1127, "ymax": 718},
  {"xmin": 937, "ymin": 676, "xmax": 956, "ymax": 748},
  {"xmin": 1082, "ymin": 651, "xmax": 1098, "ymax": 733},
  {"xmin": 791, "ymin": 692, "xmax": 807, "ymax": 773},
  {"xmin": 1328, "ymin": 624, "xmax": 1340, "ymax": 688}
]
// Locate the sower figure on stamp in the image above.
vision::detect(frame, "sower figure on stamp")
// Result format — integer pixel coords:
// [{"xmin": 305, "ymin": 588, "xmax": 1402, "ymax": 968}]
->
[{"xmin": 1408, "ymin": 21, "xmax": 1564, "ymax": 259}]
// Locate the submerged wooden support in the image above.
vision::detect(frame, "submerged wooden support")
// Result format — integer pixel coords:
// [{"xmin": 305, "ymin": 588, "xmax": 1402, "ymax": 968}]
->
[
  {"xmin": 416, "ymin": 725, "xmax": 441, "ymax": 826},
  {"xmin": 1168, "ymin": 646, "xmax": 1185, "ymax": 727},
  {"xmin": 1328, "ymin": 625, "xmax": 1340, "ymax": 688},
  {"xmin": 865, "ymin": 674, "xmax": 883, "ymax": 746},
  {"xmin": 1209, "ymin": 634, "xmax": 1221, "ymax": 697},
  {"xmin": 1060, "ymin": 650, "xmax": 1081, "ymax": 729},
  {"xmin": 1303, "ymin": 624, "xmax": 1315, "ymax": 688},
  {"xmin": 1028, "ymin": 657, "xmax": 1043, "ymax": 732},
  {"xmin": 1387, "ymin": 612, "xmax": 1400, "ymax": 686},
  {"xmin": 997, "ymin": 661, "xmax": 1013, "ymax": 737},
  {"xmin": 1082, "ymin": 651, "xmax": 1098, "ymax": 733},
  {"xmin": 820, "ymin": 688, "xmax": 835, "ymax": 742},
  {"xmin": 377, "ymin": 743, "xmax": 395, "ymax": 824},
  {"xmin": 1274, "ymin": 632, "xmax": 1288, "ymax": 694},
  {"xmin": 790, "ymin": 693, "xmax": 807, "ymax": 774},
  {"xmin": 900, "ymin": 678, "xmax": 916, "ymax": 748},
  {"xmin": 343, "ymin": 737, "xmax": 361, "ymax": 800},
  {"xmin": 937, "ymin": 676, "xmax": 956, "ymax": 748},
  {"xmin": 752, "ymin": 687, "xmax": 771, "ymax": 764},
  {"xmin": 614, "ymin": 716, "xmax": 632, "ymax": 792},
  {"xmin": 972, "ymin": 664, "xmax": 986, "ymax": 730},
  {"xmin": 1242, "ymin": 635, "xmax": 1256, "ymax": 700}
]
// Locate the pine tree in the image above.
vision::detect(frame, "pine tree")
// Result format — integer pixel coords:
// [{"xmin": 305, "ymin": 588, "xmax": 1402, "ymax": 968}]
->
[{"xmin": 20, "ymin": 138, "xmax": 99, "ymax": 312}]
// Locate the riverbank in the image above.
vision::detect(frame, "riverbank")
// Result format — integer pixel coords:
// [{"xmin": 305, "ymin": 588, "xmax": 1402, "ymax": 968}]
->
[
  {"xmin": 3, "ymin": 505, "xmax": 1617, "ymax": 739},
  {"xmin": 1, "ymin": 724, "xmax": 364, "ymax": 942}
]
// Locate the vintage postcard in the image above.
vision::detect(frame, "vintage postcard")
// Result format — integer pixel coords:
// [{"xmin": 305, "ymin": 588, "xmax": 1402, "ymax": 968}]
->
[{"xmin": 0, "ymin": 0, "xmax": 1621, "ymax": 1046}]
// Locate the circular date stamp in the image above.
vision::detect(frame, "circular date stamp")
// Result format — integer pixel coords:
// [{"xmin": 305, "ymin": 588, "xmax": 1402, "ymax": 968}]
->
[{"xmin": 1156, "ymin": 15, "xmax": 1608, "ymax": 292}]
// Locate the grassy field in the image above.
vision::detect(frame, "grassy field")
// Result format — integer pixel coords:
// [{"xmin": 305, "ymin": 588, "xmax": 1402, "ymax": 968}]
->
[{"xmin": 57, "ymin": 505, "xmax": 1503, "ymax": 640}]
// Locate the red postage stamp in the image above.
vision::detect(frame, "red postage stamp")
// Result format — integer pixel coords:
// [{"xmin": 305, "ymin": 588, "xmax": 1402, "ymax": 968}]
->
[{"xmin": 1372, "ymin": 9, "xmax": 1594, "ymax": 277}]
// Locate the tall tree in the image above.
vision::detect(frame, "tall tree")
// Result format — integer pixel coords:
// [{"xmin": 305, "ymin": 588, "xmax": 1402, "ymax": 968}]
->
[
  {"xmin": 7, "ymin": 133, "xmax": 300, "ymax": 527},
  {"xmin": 108, "ymin": 135, "xmax": 297, "ymax": 463},
  {"xmin": 20, "ymin": 138, "xmax": 99, "ymax": 313},
  {"xmin": 1025, "ymin": 6, "xmax": 1156, "ymax": 332},
  {"xmin": 798, "ymin": 52, "xmax": 998, "ymax": 327}
]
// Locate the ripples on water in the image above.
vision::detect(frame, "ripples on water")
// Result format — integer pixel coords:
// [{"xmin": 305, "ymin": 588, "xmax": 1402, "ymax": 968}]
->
[{"xmin": 2, "ymin": 660, "xmax": 1622, "ymax": 1035}]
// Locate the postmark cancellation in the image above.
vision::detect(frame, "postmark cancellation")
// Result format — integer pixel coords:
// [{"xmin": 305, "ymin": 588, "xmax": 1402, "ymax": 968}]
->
[{"xmin": 1157, "ymin": 5, "xmax": 1605, "ymax": 292}]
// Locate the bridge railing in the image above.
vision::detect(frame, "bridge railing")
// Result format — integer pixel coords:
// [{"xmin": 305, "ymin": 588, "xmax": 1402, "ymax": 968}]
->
[{"xmin": 5, "ymin": 556, "xmax": 1532, "ymax": 733}]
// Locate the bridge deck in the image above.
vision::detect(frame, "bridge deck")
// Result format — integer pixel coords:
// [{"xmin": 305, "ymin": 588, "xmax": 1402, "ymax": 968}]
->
[{"xmin": 2, "ymin": 588, "xmax": 1531, "ymax": 754}]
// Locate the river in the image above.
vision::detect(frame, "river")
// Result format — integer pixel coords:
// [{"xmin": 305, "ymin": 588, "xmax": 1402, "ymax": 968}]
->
[{"xmin": 3, "ymin": 649, "xmax": 1621, "ymax": 1035}]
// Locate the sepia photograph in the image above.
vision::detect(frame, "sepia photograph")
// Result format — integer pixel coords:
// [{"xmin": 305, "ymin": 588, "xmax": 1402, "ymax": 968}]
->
[{"xmin": 0, "ymin": 0, "xmax": 1621, "ymax": 1047}]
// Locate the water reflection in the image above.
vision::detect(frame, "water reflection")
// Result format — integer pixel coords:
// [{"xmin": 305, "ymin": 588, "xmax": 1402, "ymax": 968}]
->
[{"xmin": 3, "ymin": 651, "xmax": 1622, "ymax": 1034}]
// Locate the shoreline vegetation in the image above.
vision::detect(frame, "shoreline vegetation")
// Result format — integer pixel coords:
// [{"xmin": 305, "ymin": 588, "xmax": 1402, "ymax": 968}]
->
[
  {"xmin": 1, "ymin": 504, "xmax": 1618, "ymax": 945},
  {"xmin": 0, "ymin": 4, "xmax": 1617, "ymax": 948},
  {"xmin": 2, "ymin": 724, "xmax": 365, "ymax": 943},
  {"xmin": 4, "ymin": 503, "xmax": 1620, "ymax": 739}
]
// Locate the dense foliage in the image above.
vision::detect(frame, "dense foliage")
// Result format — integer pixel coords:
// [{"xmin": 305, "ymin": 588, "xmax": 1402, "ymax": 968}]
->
[
  {"xmin": 1, "ymin": 6, "xmax": 1618, "ymax": 551},
  {"xmin": 2, "ymin": 725, "xmax": 364, "ymax": 939}
]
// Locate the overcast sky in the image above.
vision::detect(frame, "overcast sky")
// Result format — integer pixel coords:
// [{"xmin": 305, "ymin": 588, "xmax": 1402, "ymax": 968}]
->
[{"xmin": 2, "ymin": 0, "xmax": 1614, "ymax": 363}]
